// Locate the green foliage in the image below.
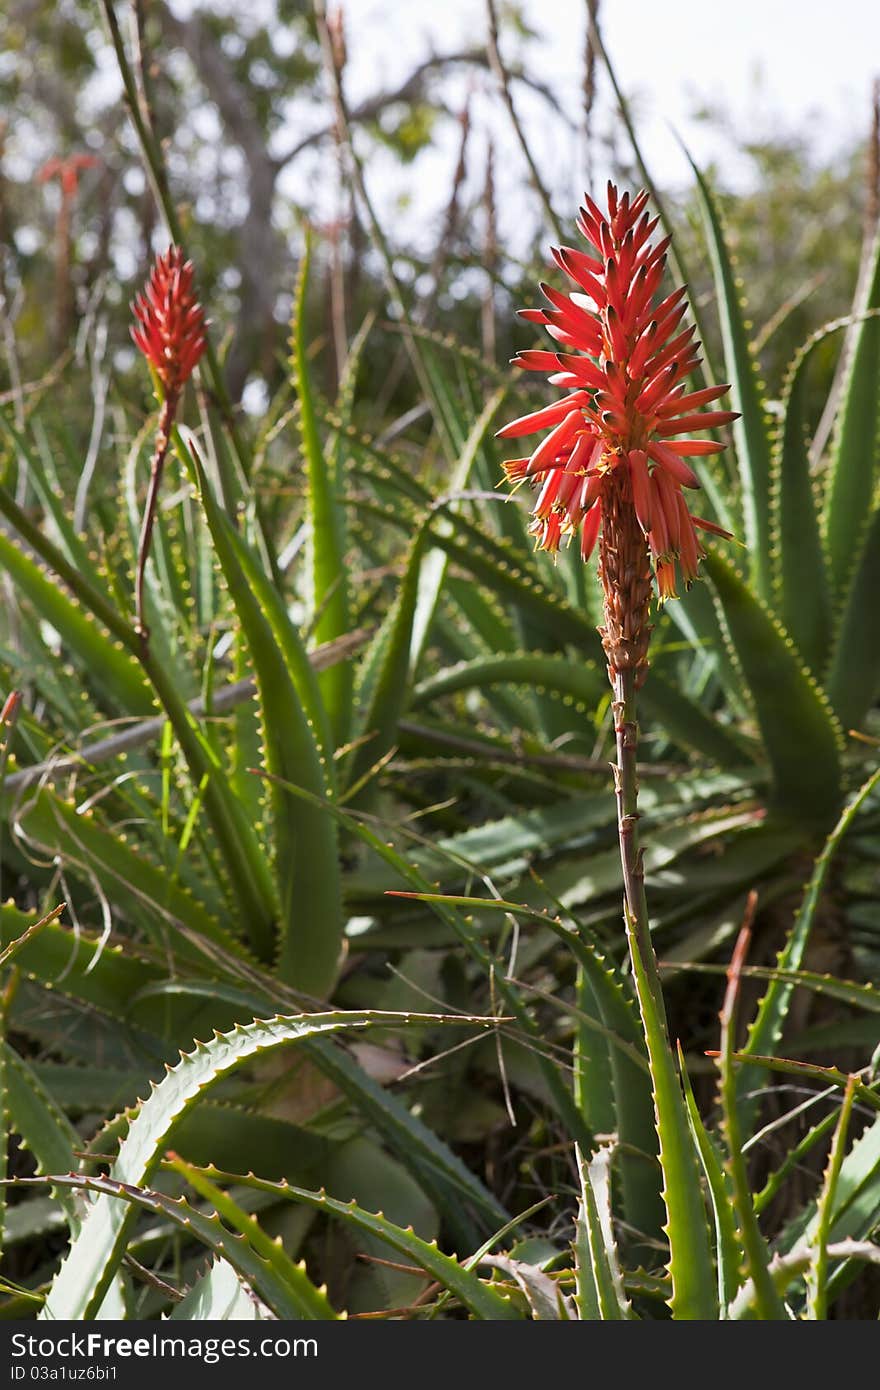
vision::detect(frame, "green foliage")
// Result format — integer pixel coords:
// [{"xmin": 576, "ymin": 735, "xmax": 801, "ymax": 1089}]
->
[{"xmin": 0, "ymin": 5, "xmax": 877, "ymax": 1326}]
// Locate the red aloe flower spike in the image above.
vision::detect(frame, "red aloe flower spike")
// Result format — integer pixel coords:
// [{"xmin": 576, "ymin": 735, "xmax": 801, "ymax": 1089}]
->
[
  {"xmin": 130, "ymin": 245, "xmax": 207, "ymax": 401},
  {"xmin": 498, "ymin": 182, "xmax": 738, "ymax": 636},
  {"xmin": 130, "ymin": 245, "xmax": 207, "ymax": 652}
]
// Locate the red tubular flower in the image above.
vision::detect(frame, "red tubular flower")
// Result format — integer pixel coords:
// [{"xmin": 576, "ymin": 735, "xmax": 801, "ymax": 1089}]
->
[
  {"xmin": 498, "ymin": 184, "xmax": 736, "ymax": 601},
  {"xmin": 131, "ymin": 246, "xmax": 207, "ymax": 400}
]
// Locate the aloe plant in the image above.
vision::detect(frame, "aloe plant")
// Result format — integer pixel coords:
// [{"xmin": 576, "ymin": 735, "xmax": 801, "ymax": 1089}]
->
[{"xmin": 0, "ymin": 6, "xmax": 877, "ymax": 1324}]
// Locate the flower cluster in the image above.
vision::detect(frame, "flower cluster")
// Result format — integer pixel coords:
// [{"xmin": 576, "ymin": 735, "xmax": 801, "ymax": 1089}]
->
[
  {"xmin": 130, "ymin": 246, "xmax": 206, "ymax": 399},
  {"xmin": 497, "ymin": 184, "xmax": 735, "ymax": 599}
]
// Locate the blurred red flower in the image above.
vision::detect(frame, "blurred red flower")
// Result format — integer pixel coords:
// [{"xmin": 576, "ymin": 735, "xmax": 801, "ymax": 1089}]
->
[{"xmin": 36, "ymin": 153, "xmax": 99, "ymax": 200}]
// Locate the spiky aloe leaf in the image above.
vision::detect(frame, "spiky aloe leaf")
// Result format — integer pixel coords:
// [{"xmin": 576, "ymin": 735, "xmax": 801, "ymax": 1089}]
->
[
  {"xmin": 409, "ymin": 388, "xmax": 506, "ymax": 675},
  {"xmin": 770, "ymin": 328, "xmax": 835, "ymax": 676},
  {"xmin": 18, "ymin": 790, "xmax": 254, "ymax": 968},
  {"xmin": 806, "ymin": 1074, "xmax": 858, "ymax": 1319},
  {"xmin": 0, "ymin": 449, "xmax": 279, "ymax": 957},
  {"xmin": 738, "ymin": 765, "xmax": 880, "ymax": 1118},
  {"xmin": 348, "ymin": 528, "xmax": 427, "ymax": 797},
  {"xmin": 573, "ymin": 969, "xmax": 616, "ymax": 1142},
  {"xmin": 186, "ymin": 437, "xmax": 341, "ymax": 994},
  {"xmin": 31, "ymin": 1173, "xmax": 334, "ymax": 1320},
  {"xmin": 703, "ymin": 549, "xmax": 843, "ymax": 823},
  {"xmin": 540, "ymin": 914, "xmax": 661, "ymax": 1238},
  {"xmin": 0, "ymin": 904, "xmax": 506, "ymax": 1242},
  {"xmin": 304, "ymin": 1035, "xmax": 508, "ymax": 1245},
  {"xmin": 0, "ymin": 903, "xmax": 171, "ymax": 1037},
  {"xmin": 825, "ymin": 501, "xmax": 880, "ymax": 731},
  {"xmin": 40, "ymin": 1010, "xmax": 496, "ymax": 1320},
  {"xmin": 2, "ymin": 414, "xmax": 98, "ymax": 578},
  {"xmin": 687, "ymin": 155, "xmax": 774, "ymax": 602},
  {"xmin": 290, "ymin": 233, "xmax": 353, "ymax": 747},
  {"xmin": 782, "ymin": 1113, "xmax": 880, "ymax": 1306},
  {"xmin": 167, "ymin": 1160, "xmax": 337, "ymax": 1318},
  {"xmin": 677, "ymin": 1043, "xmax": 741, "ymax": 1314},
  {"xmin": 573, "ymin": 1146, "xmax": 633, "ymax": 1320},
  {"xmin": 624, "ymin": 901, "xmax": 717, "ymax": 1320},
  {"xmin": 170, "ymin": 1257, "xmax": 272, "ymax": 1320},
  {"xmin": 171, "ymin": 1159, "xmax": 520, "ymax": 1321},
  {"xmin": 414, "ymin": 652, "xmax": 751, "ymax": 769},
  {"xmin": 676, "ymin": 960, "xmax": 880, "ymax": 1016},
  {"xmin": 0, "ymin": 525, "xmax": 152, "ymax": 716},
  {"xmin": 257, "ymin": 771, "xmax": 594, "ymax": 1151},
  {"xmin": 823, "ymin": 223, "xmax": 880, "ymax": 596},
  {"xmin": 2, "ymin": 1043, "xmax": 82, "ymax": 1236}
]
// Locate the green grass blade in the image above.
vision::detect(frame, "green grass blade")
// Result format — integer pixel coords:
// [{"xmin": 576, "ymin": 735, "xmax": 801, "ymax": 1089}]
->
[{"xmin": 189, "ymin": 441, "xmax": 342, "ymax": 994}]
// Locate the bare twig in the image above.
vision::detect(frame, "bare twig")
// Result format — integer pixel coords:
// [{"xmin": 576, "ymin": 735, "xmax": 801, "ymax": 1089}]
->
[
  {"xmin": 582, "ymin": 0, "xmax": 601, "ymax": 192},
  {"xmin": 73, "ymin": 316, "xmax": 110, "ymax": 533},
  {"xmin": 375, "ymin": 101, "xmax": 472, "ymax": 415},
  {"xmin": 274, "ymin": 51, "xmax": 572, "ymax": 168},
  {"xmin": 395, "ymin": 719, "xmax": 685, "ymax": 778},
  {"xmin": 4, "ymin": 629, "xmax": 371, "ymax": 795},
  {"xmin": 485, "ymin": 0, "xmax": 564, "ymax": 240},
  {"xmin": 482, "ymin": 140, "xmax": 498, "ymax": 361}
]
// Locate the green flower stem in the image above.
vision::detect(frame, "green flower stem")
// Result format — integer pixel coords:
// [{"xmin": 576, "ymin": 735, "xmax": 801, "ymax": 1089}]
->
[
  {"xmin": 612, "ymin": 668, "xmax": 664, "ymax": 1013},
  {"xmin": 134, "ymin": 394, "xmax": 175, "ymax": 654},
  {"xmin": 612, "ymin": 665, "xmax": 717, "ymax": 1320}
]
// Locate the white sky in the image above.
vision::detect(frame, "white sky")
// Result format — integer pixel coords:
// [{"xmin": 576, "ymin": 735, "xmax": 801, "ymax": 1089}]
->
[{"xmin": 335, "ymin": 0, "xmax": 880, "ymax": 252}]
